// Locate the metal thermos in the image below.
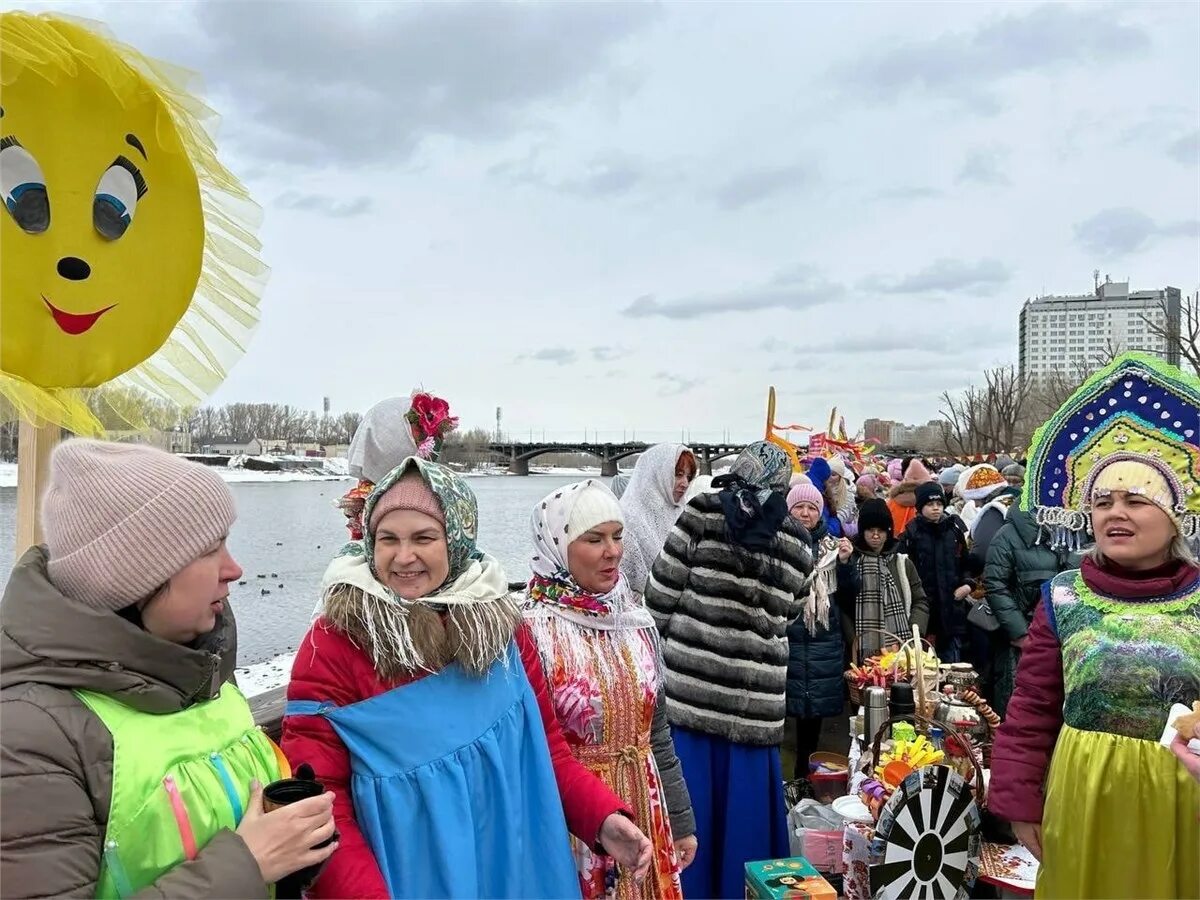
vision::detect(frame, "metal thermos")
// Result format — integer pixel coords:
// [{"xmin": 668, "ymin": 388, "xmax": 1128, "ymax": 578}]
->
[{"xmin": 864, "ymin": 686, "xmax": 889, "ymax": 745}]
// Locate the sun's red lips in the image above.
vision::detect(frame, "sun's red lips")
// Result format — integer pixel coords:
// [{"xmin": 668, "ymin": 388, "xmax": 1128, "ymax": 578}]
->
[{"xmin": 42, "ymin": 296, "xmax": 116, "ymax": 335}]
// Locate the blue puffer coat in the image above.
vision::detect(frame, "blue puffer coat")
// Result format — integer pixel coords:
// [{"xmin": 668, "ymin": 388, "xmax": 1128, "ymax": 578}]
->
[{"xmin": 786, "ymin": 520, "xmax": 857, "ymax": 719}]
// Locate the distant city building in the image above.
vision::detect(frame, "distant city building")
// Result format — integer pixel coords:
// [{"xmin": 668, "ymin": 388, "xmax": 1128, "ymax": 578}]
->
[
  {"xmin": 1018, "ymin": 279, "xmax": 1181, "ymax": 382},
  {"xmin": 204, "ymin": 437, "xmax": 265, "ymax": 456},
  {"xmin": 863, "ymin": 418, "xmax": 942, "ymax": 452},
  {"xmin": 863, "ymin": 418, "xmax": 900, "ymax": 446}
]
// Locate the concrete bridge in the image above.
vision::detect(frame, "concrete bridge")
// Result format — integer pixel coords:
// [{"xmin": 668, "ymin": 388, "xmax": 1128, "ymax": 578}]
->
[{"xmin": 489, "ymin": 441, "xmax": 747, "ymax": 476}]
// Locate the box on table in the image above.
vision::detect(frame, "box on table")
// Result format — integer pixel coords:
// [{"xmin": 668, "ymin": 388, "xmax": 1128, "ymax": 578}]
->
[{"xmin": 745, "ymin": 857, "xmax": 837, "ymax": 899}]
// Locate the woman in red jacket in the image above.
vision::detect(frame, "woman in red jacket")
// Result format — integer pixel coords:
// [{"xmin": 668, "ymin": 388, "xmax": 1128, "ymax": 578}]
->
[
  {"xmin": 282, "ymin": 458, "xmax": 652, "ymax": 898},
  {"xmin": 990, "ymin": 355, "xmax": 1200, "ymax": 898}
]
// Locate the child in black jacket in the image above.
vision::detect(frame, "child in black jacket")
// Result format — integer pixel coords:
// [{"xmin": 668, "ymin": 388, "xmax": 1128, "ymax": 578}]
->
[{"xmin": 897, "ymin": 482, "xmax": 975, "ymax": 663}]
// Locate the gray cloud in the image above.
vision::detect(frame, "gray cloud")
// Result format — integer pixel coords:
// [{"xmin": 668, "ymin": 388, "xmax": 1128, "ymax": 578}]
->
[
  {"xmin": 834, "ymin": 4, "xmax": 1150, "ymax": 110},
  {"xmin": 519, "ymin": 347, "xmax": 578, "ymax": 365},
  {"xmin": 713, "ymin": 164, "xmax": 812, "ymax": 210},
  {"xmin": 189, "ymin": 1, "xmax": 657, "ymax": 165},
  {"xmin": 864, "ymin": 258, "xmax": 1013, "ymax": 295},
  {"xmin": 1073, "ymin": 207, "xmax": 1200, "ymax": 256},
  {"xmin": 491, "ymin": 152, "xmax": 650, "ymax": 199},
  {"xmin": 275, "ymin": 192, "xmax": 373, "ymax": 217},
  {"xmin": 1167, "ymin": 131, "xmax": 1200, "ymax": 166},
  {"xmin": 875, "ymin": 186, "xmax": 943, "ymax": 202},
  {"xmin": 765, "ymin": 328, "xmax": 1011, "ymax": 361},
  {"xmin": 591, "ymin": 346, "xmax": 629, "ymax": 362},
  {"xmin": 956, "ymin": 147, "xmax": 1011, "ymax": 186},
  {"xmin": 625, "ymin": 267, "xmax": 843, "ymax": 320},
  {"xmin": 653, "ymin": 372, "xmax": 703, "ymax": 397}
]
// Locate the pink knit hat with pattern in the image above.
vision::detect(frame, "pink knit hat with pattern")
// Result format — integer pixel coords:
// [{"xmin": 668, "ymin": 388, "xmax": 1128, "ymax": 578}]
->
[
  {"xmin": 42, "ymin": 440, "xmax": 236, "ymax": 611},
  {"xmin": 368, "ymin": 471, "xmax": 445, "ymax": 534}
]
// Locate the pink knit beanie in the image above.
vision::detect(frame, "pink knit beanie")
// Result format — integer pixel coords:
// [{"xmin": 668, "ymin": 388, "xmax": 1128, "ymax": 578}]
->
[
  {"xmin": 368, "ymin": 471, "xmax": 445, "ymax": 533},
  {"xmin": 42, "ymin": 440, "xmax": 236, "ymax": 611},
  {"xmin": 787, "ymin": 483, "xmax": 825, "ymax": 513}
]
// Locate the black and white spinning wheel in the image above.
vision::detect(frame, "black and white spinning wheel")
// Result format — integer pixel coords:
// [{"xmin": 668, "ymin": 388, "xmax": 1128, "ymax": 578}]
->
[{"xmin": 869, "ymin": 766, "xmax": 982, "ymax": 899}]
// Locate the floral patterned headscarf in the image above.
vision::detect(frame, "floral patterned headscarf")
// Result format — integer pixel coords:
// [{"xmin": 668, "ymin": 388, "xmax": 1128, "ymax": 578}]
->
[
  {"xmin": 320, "ymin": 456, "xmax": 518, "ymax": 678},
  {"xmin": 361, "ymin": 457, "xmax": 480, "ymax": 588}
]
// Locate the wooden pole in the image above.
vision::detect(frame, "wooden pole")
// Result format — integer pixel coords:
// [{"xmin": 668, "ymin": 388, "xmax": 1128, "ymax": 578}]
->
[
  {"xmin": 765, "ymin": 386, "xmax": 776, "ymax": 440},
  {"xmin": 16, "ymin": 421, "xmax": 61, "ymax": 555}
]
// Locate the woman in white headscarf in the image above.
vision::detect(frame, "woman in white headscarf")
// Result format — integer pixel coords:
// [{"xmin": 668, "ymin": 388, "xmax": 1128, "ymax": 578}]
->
[
  {"xmin": 619, "ymin": 444, "xmax": 697, "ymax": 595},
  {"xmin": 338, "ymin": 391, "xmax": 458, "ymax": 540},
  {"xmin": 524, "ymin": 480, "xmax": 696, "ymax": 899}
]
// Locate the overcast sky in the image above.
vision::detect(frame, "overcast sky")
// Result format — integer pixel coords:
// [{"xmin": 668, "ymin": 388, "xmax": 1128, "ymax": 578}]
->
[{"xmin": 16, "ymin": 0, "xmax": 1200, "ymax": 442}]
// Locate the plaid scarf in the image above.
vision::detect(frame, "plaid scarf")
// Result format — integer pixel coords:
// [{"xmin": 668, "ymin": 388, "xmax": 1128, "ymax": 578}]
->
[{"xmin": 855, "ymin": 552, "xmax": 912, "ymax": 662}]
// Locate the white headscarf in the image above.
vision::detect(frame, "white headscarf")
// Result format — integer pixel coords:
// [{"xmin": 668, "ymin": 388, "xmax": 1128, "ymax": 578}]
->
[
  {"xmin": 619, "ymin": 443, "xmax": 692, "ymax": 595},
  {"xmin": 524, "ymin": 480, "xmax": 657, "ymax": 679},
  {"xmin": 347, "ymin": 395, "xmax": 420, "ymax": 484}
]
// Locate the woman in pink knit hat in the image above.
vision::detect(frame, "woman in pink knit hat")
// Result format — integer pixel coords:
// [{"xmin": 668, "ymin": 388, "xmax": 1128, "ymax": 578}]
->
[{"xmin": 0, "ymin": 440, "xmax": 336, "ymax": 898}]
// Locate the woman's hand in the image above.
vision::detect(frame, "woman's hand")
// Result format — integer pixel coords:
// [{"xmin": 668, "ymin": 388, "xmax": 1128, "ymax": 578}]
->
[
  {"xmin": 953, "ymin": 584, "xmax": 972, "ymax": 601},
  {"xmin": 598, "ymin": 813, "xmax": 653, "ymax": 882},
  {"xmin": 1170, "ymin": 732, "xmax": 1200, "ymax": 782},
  {"xmin": 837, "ymin": 538, "xmax": 853, "ymax": 562},
  {"xmin": 673, "ymin": 834, "xmax": 698, "ymax": 871},
  {"xmin": 1011, "ymin": 821, "xmax": 1042, "ymax": 861},
  {"xmin": 236, "ymin": 780, "xmax": 338, "ymax": 884}
]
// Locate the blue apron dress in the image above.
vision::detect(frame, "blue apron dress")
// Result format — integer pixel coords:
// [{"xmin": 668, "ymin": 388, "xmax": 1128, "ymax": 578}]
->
[{"xmin": 285, "ymin": 642, "xmax": 581, "ymax": 899}]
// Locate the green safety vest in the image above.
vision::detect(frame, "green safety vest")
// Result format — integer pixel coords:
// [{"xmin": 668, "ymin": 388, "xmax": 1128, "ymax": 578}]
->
[{"xmin": 75, "ymin": 683, "xmax": 281, "ymax": 898}]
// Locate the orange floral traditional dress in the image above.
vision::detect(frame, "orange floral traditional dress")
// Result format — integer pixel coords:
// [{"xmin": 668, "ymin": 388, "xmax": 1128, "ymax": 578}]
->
[{"xmin": 525, "ymin": 576, "xmax": 683, "ymax": 900}]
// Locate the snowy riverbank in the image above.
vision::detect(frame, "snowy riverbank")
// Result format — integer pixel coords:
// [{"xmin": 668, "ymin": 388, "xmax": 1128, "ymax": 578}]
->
[
  {"xmin": 0, "ymin": 461, "xmax": 609, "ymax": 488},
  {"xmin": 0, "ymin": 461, "xmax": 353, "ymax": 488},
  {"xmin": 236, "ymin": 650, "xmax": 299, "ymax": 696}
]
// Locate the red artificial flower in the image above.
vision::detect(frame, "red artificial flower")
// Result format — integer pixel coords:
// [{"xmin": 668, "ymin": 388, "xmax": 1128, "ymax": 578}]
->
[{"xmin": 408, "ymin": 392, "xmax": 458, "ymax": 439}]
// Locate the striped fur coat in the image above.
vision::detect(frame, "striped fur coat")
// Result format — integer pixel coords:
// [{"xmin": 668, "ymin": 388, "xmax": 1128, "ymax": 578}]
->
[{"xmin": 644, "ymin": 492, "xmax": 814, "ymax": 746}]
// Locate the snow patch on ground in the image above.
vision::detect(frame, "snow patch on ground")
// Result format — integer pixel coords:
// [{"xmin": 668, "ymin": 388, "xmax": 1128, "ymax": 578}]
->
[
  {"xmin": 236, "ymin": 651, "xmax": 297, "ymax": 696},
  {"xmin": 0, "ymin": 460, "xmax": 351, "ymax": 488}
]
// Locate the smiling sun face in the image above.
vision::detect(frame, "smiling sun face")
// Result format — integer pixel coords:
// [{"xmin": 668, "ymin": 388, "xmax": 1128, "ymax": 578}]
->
[{"xmin": 0, "ymin": 18, "xmax": 204, "ymax": 389}]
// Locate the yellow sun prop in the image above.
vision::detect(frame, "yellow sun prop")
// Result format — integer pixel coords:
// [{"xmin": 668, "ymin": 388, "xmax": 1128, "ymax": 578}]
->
[{"xmin": 0, "ymin": 12, "xmax": 265, "ymax": 434}]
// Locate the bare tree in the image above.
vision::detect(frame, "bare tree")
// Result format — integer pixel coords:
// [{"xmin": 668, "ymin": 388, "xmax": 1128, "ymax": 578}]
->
[
  {"xmin": 939, "ymin": 365, "xmax": 1034, "ymax": 457},
  {"xmin": 939, "ymin": 386, "xmax": 986, "ymax": 457},
  {"xmin": 1141, "ymin": 293, "xmax": 1200, "ymax": 376},
  {"xmin": 338, "ymin": 412, "xmax": 363, "ymax": 444}
]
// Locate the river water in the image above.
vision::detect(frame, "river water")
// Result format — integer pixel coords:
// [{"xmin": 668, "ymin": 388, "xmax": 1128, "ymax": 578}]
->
[{"xmin": 0, "ymin": 474, "xmax": 591, "ymax": 666}]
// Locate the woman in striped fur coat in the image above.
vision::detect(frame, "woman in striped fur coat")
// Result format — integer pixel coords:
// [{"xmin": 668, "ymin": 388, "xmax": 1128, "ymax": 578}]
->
[{"xmin": 645, "ymin": 442, "xmax": 815, "ymax": 900}]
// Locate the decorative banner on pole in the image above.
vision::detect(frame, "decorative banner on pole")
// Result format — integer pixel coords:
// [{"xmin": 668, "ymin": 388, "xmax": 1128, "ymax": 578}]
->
[
  {"xmin": 1, "ymin": 12, "xmax": 267, "ymax": 550},
  {"xmin": 764, "ymin": 386, "xmax": 812, "ymax": 472}
]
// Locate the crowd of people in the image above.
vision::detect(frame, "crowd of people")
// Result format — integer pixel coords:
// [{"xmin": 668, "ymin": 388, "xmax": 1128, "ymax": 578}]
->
[{"xmin": 1, "ymin": 372, "xmax": 1198, "ymax": 899}]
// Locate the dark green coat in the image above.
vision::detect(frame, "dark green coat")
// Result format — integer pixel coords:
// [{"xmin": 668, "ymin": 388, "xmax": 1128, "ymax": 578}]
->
[
  {"xmin": 982, "ymin": 508, "xmax": 1071, "ymax": 642},
  {"xmin": 982, "ymin": 508, "xmax": 1076, "ymax": 717}
]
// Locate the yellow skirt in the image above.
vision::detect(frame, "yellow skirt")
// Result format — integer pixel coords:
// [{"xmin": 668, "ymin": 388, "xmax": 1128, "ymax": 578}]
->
[{"xmin": 1039, "ymin": 724, "xmax": 1200, "ymax": 899}]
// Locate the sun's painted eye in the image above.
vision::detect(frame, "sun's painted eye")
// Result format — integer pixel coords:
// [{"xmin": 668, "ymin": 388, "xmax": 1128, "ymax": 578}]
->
[
  {"xmin": 0, "ymin": 136, "xmax": 50, "ymax": 234},
  {"xmin": 94, "ymin": 155, "xmax": 147, "ymax": 240}
]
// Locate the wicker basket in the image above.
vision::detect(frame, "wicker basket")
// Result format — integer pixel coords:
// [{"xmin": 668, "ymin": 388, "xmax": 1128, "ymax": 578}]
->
[
  {"xmin": 846, "ymin": 629, "xmax": 939, "ymax": 709},
  {"xmin": 867, "ymin": 711, "xmax": 988, "ymax": 809}
]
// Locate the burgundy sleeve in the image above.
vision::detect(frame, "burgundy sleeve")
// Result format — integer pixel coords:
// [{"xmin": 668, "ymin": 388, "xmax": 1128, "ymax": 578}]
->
[
  {"xmin": 281, "ymin": 622, "xmax": 390, "ymax": 900},
  {"xmin": 515, "ymin": 625, "xmax": 631, "ymax": 845},
  {"xmin": 988, "ymin": 600, "xmax": 1065, "ymax": 824}
]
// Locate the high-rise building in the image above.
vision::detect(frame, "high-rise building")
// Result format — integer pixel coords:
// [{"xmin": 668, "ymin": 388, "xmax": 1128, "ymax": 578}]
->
[
  {"xmin": 863, "ymin": 417, "xmax": 899, "ymax": 446},
  {"xmin": 1018, "ymin": 279, "xmax": 1181, "ymax": 382}
]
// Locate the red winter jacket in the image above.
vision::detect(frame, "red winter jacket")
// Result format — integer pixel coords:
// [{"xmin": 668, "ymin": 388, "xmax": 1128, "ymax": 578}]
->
[{"xmin": 281, "ymin": 618, "xmax": 630, "ymax": 899}]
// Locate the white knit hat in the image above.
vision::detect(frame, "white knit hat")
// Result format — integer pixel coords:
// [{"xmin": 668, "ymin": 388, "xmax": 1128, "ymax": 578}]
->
[
  {"xmin": 42, "ymin": 440, "xmax": 236, "ymax": 611},
  {"xmin": 566, "ymin": 482, "xmax": 625, "ymax": 543}
]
